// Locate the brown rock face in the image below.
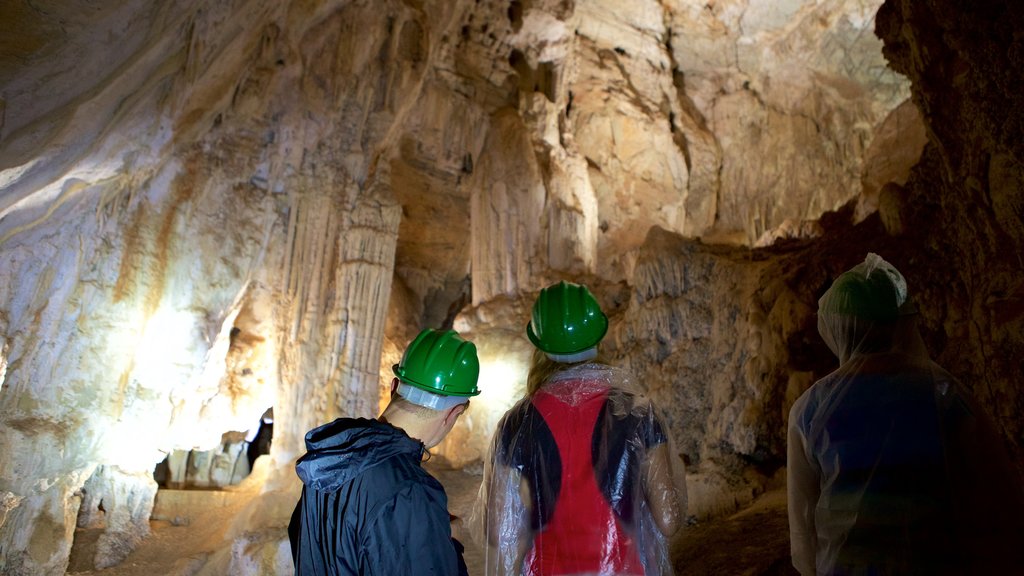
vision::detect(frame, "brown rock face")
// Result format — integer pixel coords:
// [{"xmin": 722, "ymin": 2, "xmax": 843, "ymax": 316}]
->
[{"xmin": 874, "ymin": 0, "xmax": 1024, "ymax": 465}]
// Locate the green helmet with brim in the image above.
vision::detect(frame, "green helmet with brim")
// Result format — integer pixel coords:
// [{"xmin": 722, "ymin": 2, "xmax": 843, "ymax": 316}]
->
[
  {"xmin": 526, "ymin": 281, "xmax": 608, "ymax": 355},
  {"xmin": 819, "ymin": 270, "xmax": 900, "ymax": 322},
  {"xmin": 392, "ymin": 328, "xmax": 481, "ymax": 397}
]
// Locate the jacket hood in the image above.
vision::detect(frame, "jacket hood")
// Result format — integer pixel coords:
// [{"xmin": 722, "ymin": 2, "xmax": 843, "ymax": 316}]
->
[{"xmin": 294, "ymin": 418, "xmax": 424, "ymax": 492}]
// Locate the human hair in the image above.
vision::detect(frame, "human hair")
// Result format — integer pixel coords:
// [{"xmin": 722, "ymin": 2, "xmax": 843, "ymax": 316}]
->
[{"xmin": 525, "ymin": 347, "xmax": 611, "ymax": 396}]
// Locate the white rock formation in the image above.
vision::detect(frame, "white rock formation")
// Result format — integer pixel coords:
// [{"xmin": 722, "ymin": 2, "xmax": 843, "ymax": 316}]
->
[{"xmin": 77, "ymin": 466, "xmax": 158, "ymax": 569}]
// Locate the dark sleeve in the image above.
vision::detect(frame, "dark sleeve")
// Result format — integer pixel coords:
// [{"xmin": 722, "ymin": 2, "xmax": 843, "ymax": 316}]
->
[
  {"xmin": 288, "ymin": 492, "xmax": 303, "ymax": 567},
  {"xmin": 494, "ymin": 400, "xmax": 562, "ymax": 530},
  {"xmin": 452, "ymin": 537, "xmax": 469, "ymax": 576},
  {"xmin": 606, "ymin": 388, "xmax": 668, "ymax": 448},
  {"xmin": 592, "ymin": 391, "xmax": 670, "ymax": 528},
  {"xmin": 358, "ymin": 482, "xmax": 462, "ymax": 575},
  {"xmin": 495, "ymin": 401, "xmax": 529, "ymax": 468},
  {"xmin": 644, "ymin": 404, "xmax": 668, "ymax": 448}
]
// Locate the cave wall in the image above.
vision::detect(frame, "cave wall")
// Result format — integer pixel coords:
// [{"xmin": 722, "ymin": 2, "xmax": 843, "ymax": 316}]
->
[
  {"xmin": 0, "ymin": 0, "xmax": 987, "ymax": 573},
  {"xmin": 438, "ymin": 0, "xmax": 1024, "ymax": 521},
  {"xmin": 1, "ymin": 0, "xmax": 447, "ymax": 571},
  {"xmin": 603, "ymin": 0, "xmax": 1024, "ymax": 515},
  {"xmin": 874, "ymin": 0, "xmax": 1024, "ymax": 463}
]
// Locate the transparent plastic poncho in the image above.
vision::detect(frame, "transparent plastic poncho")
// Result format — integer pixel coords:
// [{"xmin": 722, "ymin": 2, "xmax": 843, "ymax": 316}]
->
[
  {"xmin": 787, "ymin": 258, "xmax": 1024, "ymax": 575},
  {"xmin": 474, "ymin": 362, "xmax": 687, "ymax": 576}
]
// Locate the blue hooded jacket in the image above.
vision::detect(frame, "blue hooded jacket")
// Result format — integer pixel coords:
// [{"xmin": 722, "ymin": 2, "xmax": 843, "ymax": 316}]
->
[{"xmin": 288, "ymin": 418, "xmax": 467, "ymax": 575}]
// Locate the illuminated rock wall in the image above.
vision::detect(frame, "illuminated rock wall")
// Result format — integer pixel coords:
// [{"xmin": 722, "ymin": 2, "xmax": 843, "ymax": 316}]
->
[{"xmin": 0, "ymin": 1, "xmax": 432, "ymax": 572}]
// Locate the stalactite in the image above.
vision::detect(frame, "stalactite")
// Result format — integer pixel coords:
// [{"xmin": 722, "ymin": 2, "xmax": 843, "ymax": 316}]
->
[
  {"xmin": 0, "ymin": 0, "xmax": 993, "ymax": 572},
  {"xmin": 329, "ymin": 197, "xmax": 402, "ymax": 418},
  {"xmin": 470, "ymin": 111, "xmax": 546, "ymax": 303}
]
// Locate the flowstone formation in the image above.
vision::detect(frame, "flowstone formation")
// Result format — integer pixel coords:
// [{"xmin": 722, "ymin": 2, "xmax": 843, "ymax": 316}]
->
[{"xmin": 0, "ymin": 0, "xmax": 977, "ymax": 573}]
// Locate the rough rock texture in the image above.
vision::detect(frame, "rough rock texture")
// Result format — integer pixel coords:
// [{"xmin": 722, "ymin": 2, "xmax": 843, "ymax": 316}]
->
[
  {"xmin": 669, "ymin": 0, "xmax": 913, "ymax": 244},
  {"xmin": 155, "ymin": 439, "xmax": 252, "ymax": 490},
  {"xmin": 0, "ymin": 1, "xmax": 421, "ymax": 571},
  {"xmin": 76, "ymin": 467, "xmax": 158, "ymax": 570},
  {"xmin": 4, "ymin": 0, "xmax": 1016, "ymax": 573},
  {"xmin": 874, "ymin": 0, "xmax": 1024, "ymax": 466},
  {"xmin": 604, "ymin": 220, "xmax": 879, "ymax": 518}
]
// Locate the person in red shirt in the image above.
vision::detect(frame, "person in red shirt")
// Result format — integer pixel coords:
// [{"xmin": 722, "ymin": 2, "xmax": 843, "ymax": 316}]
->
[{"xmin": 480, "ymin": 281, "xmax": 687, "ymax": 576}]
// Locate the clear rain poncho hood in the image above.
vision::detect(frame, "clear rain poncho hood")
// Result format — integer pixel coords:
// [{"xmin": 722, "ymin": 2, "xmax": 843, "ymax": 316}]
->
[
  {"xmin": 788, "ymin": 254, "xmax": 1024, "ymax": 575},
  {"xmin": 815, "ymin": 252, "xmax": 908, "ymax": 363},
  {"xmin": 474, "ymin": 362, "xmax": 687, "ymax": 576}
]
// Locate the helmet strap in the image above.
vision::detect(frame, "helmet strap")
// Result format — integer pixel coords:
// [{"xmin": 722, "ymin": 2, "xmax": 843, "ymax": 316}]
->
[
  {"xmin": 397, "ymin": 383, "xmax": 468, "ymax": 411},
  {"xmin": 545, "ymin": 346, "xmax": 598, "ymax": 364}
]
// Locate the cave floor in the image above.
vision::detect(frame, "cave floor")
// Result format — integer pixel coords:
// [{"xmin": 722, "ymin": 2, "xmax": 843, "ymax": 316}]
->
[
  {"xmin": 670, "ymin": 489, "xmax": 798, "ymax": 576},
  {"xmin": 67, "ymin": 463, "xmax": 796, "ymax": 576}
]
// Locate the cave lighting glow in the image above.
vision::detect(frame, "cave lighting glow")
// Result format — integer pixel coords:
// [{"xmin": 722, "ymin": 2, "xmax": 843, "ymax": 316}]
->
[
  {"xmin": 473, "ymin": 354, "xmax": 529, "ymax": 417},
  {"xmin": 97, "ymin": 306, "xmax": 204, "ymax": 470},
  {"xmin": 133, "ymin": 306, "xmax": 205, "ymax": 389},
  {"xmin": 100, "ymin": 408, "xmax": 171, "ymax": 472},
  {"xmin": 179, "ymin": 302, "xmax": 278, "ymax": 451},
  {"xmin": 100, "ymin": 300, "xmax": 276, "ymax": 472},
  {"xmin": 433, "ymin": 337, "xmax": 533, "ymax": 466},
  {"xmin": 0, "ymin": 348, "xmax": 7, "ymax": 395}
]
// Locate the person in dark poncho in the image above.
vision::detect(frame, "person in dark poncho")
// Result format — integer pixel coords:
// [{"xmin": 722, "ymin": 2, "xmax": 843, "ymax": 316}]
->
[
  {"xmin": 289, "ymin": 328, "xmax": 481, "ymax": 575},
  {"xmin": 478, "ymin": 281, "xmax": 687, "ymax": 576}
]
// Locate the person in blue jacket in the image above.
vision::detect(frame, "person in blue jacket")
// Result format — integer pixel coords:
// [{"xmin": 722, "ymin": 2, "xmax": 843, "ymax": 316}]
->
[{"xmin": 288, "ymin": 328, "xmax": 481, "ymax": 575}]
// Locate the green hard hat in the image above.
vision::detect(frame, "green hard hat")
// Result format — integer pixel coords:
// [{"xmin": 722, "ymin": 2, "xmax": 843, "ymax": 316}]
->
[
  {"xmin": 526, "ymin": 281, "xmax": 608, "ymax": 355},
  {"xmin": 392, "ymin": 329, "xmax": 481, "ymax": 397},
  {"xmin": 819, "ymin": 270, "xmax": 900, "ymax": 322}
]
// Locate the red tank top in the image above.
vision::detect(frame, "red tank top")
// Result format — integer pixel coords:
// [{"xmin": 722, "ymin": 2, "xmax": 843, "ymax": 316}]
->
[{"xmin": 524, "ymin": 382, "xmax": 644, "ymax": 575}]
